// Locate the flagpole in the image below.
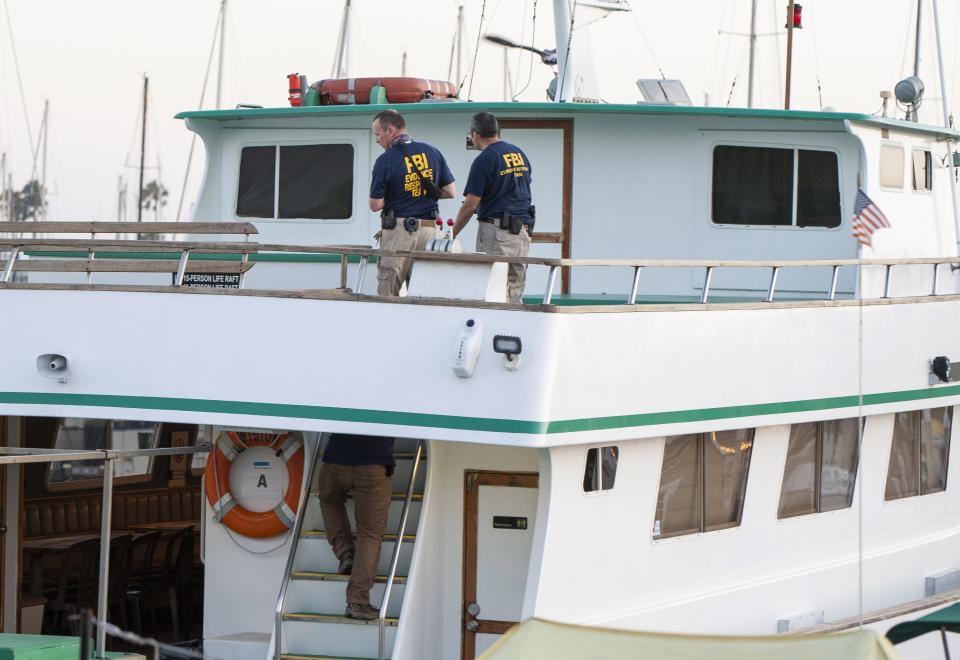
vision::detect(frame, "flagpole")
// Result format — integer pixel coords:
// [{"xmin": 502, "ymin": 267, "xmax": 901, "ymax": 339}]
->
[{"xmin": 931, "ymin": 0, "xmax": 960, "ymax": 252}]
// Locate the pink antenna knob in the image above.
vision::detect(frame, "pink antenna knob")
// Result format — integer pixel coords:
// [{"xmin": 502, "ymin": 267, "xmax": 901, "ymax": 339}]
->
[
  {"xmin": 447, "ymin": 218, "xmax": 454, "ymax": 226},
  {"xmin": 435, "ymin": 218, "xmax": 442, "ymax": 226}
]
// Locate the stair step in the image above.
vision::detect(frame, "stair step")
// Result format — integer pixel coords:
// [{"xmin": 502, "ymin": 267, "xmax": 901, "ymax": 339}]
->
[
  {"xmin": 281, "ymin": 654, "xmax": 387, "ymax": 660},
  {"xmin": 291, "ymin": 571, "xmax": 407, "ymax": 583},
  {"xmin": 311, "ymin": 491, "xmax": 422, "ymax": 502},
  {"xmin": 300, "ymin": 530, "xmax": 416, "ymax": 543},
  {"xmin": 283, "ymin": 612, "xmax": 399, "ymax": 627}
]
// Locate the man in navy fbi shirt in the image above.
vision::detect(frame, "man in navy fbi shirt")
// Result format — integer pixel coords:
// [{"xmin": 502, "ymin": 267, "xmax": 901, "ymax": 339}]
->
[
  {"xmin": 315, "ymin": 433, "xmax": 396, "ymax": 620},
  {"xmin": 452, "ymin": 112, "xmax": 533, "ymax": 303},
  {"xmin": 369, "ymin": 109, "xmax": 455, "ymax": 296}
]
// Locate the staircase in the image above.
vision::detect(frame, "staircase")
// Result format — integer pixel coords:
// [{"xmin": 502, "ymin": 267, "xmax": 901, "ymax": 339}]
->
[{"xmin": 275, "ymin": 438, "xmax": 426, "ymax": 660}]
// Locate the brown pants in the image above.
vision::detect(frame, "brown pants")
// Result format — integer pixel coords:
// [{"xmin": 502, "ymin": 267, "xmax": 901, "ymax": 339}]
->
[
  {"xmin": 316, "ymin": 462, "xmax": 393, "ymax": 605},
  {"xmin": 377, "ymin": 223, "xmax": 436, "ymax": 296}
]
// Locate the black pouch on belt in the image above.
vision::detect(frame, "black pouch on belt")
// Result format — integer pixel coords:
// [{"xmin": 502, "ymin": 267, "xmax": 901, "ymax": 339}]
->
[
  {"xmin": 508, "ymin": 216, "xmax": 523, "ymax": 235},
  {"xmin": 403, "ymin": 217, "xmax": 420, "ymax": 232},
  {"xmin": 381, "ymin": 210, "xmax": 397, "ymax": 230}
]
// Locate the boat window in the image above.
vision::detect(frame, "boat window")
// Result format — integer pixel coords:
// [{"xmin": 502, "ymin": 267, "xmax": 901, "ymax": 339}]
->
[
  {"xmin": 885, "ymin": 407, "xmax": 952, "ymax": 501},
  {"xmin": 653, "ymin": 429, "xmax": 753, "ymax": 538},
  {"xmin": 711, "ymin": 146, "xmax": 840, "ymax": 228},
  {"xmin": 778, "ymin": 418, "xmax": 860, "ymax": 518},
  {"xmin": 46, "ymin": 419, "xmax": 161, "ymax": 491},
  {"xmin": 236, "ymin": 144, "xmax": 354, "ymax": 220},
  {"xmin": 880, "ymin": 143, "xmax": 905, "ymax": 189},
  {"xmin": 912, "ymin": 149, "xmax": 933, "ymax": 191},
  {"xmin": 236, "ymin": 146, "xmax": 276, "ymax": 218},
  {"xmin": 582, "ymin": 446, "xmax": 618, "ymax": 492}
]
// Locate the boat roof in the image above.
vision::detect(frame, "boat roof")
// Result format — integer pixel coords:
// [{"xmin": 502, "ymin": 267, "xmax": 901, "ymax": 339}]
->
[{"xmin": 175, "ymin": 101, "xmax": 960, "ymax": 139}]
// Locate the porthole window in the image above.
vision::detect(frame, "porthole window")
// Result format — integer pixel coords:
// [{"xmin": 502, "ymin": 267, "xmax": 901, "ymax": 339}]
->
[
  {"xmin": 653, "ymin": 429, "xmax": 753, "ymax": 538},
  {"xmin": 779, "ymin": 418, "xmax": 860, "ymax": 518},
  {"xmin": 583, "ymin": 446, "xmax": 618, "ymax": 492},
  {"xmin": 885, "ymin": 407, "xmax": 952, "ymax": 500}
]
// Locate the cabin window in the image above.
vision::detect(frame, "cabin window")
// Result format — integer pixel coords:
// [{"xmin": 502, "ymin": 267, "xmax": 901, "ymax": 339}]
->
[
  {"xmin": 880, "ymin": 143, "xmax": 905, "ymax": 189},
  {"xmin": 885, "ymin": 407, "xmax": 952, "ymax": 501},
  {"xmin": 236, "ymin": 144, "xmax": 354, "ymax": 219},
  {"xmin": 652, "ymin": 429, "xmax": 753, "ymax": 538},
  {"xmin": 46, "ymin": 419, "xmax": 161, "ymax": 491},
  {"xmin": 711, "ymin": 146, "xmax": 840, "ymax": 228},
  {"xmin": 778, "ymin": 418, "xmax": 860, "ymax": 518},
  {"xmin": 912, "ymin": 149, "xmax": 933, "ymax": 191},
  {"xmin": 583, "ymin": 446, "xmax": 618, "ymax": 492}
]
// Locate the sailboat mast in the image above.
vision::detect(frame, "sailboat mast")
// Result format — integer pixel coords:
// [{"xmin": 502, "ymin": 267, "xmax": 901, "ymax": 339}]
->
[
  {"xmin": 137, "ymin": 75, "xmax": 148, "ymax": 223},
  {"xmin": 216, "ymin": 0, "xmax": 227, "ymax": 109},
  {"xmin": 913, "ymin": 0, "xmax": 922, "ymax": 78},
  {"xmin": 747, "ymin": 0, "xmax": 758, "ymax": 108},
  {"xmin": 456, "ymin": 5, "xmax": 464, "ymax": 82},
  {"xmin": 553, "ymin": 0, "xmax": 573, "ymax": 102},
  {"xmin": 930, "ymin": 0, "xmax": 960, "ymax": 250},
  {"xmin": 784, "ymin": 0, "xmax": 795, "ymax": 109},
  {"xmin": 41, "ymin": 100, "xmax": 48, "ymax": 221},
  {"xmin": 333, "ymin": 0, "xmax": 352, "ymax": 78}
]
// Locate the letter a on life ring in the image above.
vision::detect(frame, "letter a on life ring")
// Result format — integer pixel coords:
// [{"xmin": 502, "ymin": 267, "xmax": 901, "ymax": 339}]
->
[{"xmin": 204, "ymin": 431, "xmax": 305, "ymax": 538}]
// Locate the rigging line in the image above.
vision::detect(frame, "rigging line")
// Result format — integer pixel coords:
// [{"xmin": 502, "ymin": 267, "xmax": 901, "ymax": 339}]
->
[
  {"xmin": 856, "ymin": 256, "xmax": 864, "ymax": 629},
  {"xmin": 623, "ymin": 0, "xmax": 665, "ymax": 79},
  {"xmin": 512, "ymin": 0, "xmax": 530, "ymax": 95},
  {"xmin": 951, "ymin": 0, "xmax": 959, "ymax": 112},
  {"xmin": 773, "ymin": 1, "xmax": 783, "ymax": 108},
  {"xmin": 725, "ymin": 40, "xmax": 750, "ymax": 107},
  {"xmin": 715, "ymin": 0, "xmax": 737, "ymax": 105},
  {"xmin": 557, "ymin": 0, "xmax": 577, "ymax": 101},
  {"xmin": 176, "ymin": 5, "xmax": 222, "ymax": 222},
  {"xmin": 706, "ymin": 0, "xmax": 732, "ymax": 101},
  {"xmin": 894, "ymin": 0, "xmax": 917, "ymax": 83},
  {"xmin": 513, "ymin": 0, "xmax": 539, "ymax": 100},
  {"xmin": 1, "ymin": 0, "xmax": 33, "ymax": 151},
  {"xmin": 464, "ymin": 0, "xmax": 487, "ymax": 100}
]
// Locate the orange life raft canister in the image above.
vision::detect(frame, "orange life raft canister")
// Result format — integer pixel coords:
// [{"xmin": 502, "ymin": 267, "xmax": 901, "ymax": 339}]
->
[
  {"xmin": 318, "ymin": 77, "xmax": 458, "ymax": 105},
  {"xmin": 204, "ymin": 431, "xmax": 305, "ymax": 538}
]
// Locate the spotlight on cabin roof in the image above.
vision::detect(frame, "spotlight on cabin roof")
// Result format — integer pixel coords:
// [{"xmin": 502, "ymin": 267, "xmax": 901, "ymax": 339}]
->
[
  {"xmin": 636, "ymin": 79, "xmax": 692, "ymax": 106},
  {"xmin": 895, "ymin": 76, "xmax": 924, "ymax": 106}
]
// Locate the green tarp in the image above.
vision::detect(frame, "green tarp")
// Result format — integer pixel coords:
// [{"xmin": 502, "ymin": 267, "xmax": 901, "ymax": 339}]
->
[
  {"xmin": 886, "ymin": 602, "xmax": 960, "ymax": 645},
  {"xmin": 478, "ymin": 618, "xmax": 902, "ymax": 660}
]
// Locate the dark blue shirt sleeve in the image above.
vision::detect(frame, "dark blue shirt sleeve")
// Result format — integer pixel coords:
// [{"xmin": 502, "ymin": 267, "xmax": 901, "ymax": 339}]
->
[{"xmin": 370, "ymin": 153, "xmax": 390, "ymax": 199}]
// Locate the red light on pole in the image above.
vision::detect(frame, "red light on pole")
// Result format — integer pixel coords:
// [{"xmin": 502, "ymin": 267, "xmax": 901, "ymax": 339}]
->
[{"xmin": 786, "ymin": 3, "xmax": 802, "ymax": 29}]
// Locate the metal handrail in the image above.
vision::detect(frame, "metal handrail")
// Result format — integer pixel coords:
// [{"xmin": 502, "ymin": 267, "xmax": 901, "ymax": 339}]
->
[
  {"xmin": 274, "ymin": 435, "xmax": 324, "ymax": 660},
  {"xmin": 379, "ymin": 440, "xmax": 425, "ymax": 660}
]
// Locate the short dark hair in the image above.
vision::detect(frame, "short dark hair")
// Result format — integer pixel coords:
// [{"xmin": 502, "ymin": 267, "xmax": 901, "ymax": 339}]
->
[
  {"xmin": 373, "ymin": 109, "xmax": 406, "ymax": 131},
  {"xmin": 470, "ymin": 112, "xmax": 498, "ymax": 138}
]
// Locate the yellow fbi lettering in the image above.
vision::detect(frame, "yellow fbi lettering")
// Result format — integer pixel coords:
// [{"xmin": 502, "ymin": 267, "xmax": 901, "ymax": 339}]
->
[
  {"xmin": 405, "ymin": 153, "xmax": 429, "ymax": 173},
  {"xmin": 499, "ymin": 152, "xmax": 529, "ymax": 177},
  {"xmin": 403, "ymin": 152, "xmax": 434, "ymax": 197}
]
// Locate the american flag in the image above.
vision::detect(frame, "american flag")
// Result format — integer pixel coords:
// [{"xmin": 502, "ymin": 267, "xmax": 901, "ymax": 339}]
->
[{"xmin": 852, "ymin": 188, "xmax": 891, "ymax": 247}]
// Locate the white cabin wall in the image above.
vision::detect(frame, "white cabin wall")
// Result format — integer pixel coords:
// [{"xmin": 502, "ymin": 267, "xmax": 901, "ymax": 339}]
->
[
  {"xmin": 847, "ymin": 122, "xmax": 960, "ymax": 298},
  {"xmin": 184, "ymin": 118, "xmax": 221, "ymax": 224},
  {"xmin": 532, "ymin": 408, "xmax": 960, "ymax": 635},
  {"xmin": 392, "ymin": 441, "xmax": 539, "ymax": 660}
]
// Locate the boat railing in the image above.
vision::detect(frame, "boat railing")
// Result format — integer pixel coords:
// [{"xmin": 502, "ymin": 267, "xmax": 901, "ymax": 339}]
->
[
  {"xmin": 1, "ymin": 225, "xmax": 960, "ymax": 307},
  {"xmin": 274, "ymin": 434, "xmax": 324, "ymax": 660},
  {"xmin": 379, "ymin": 439, "xmax": 425, "ymax": 660}
]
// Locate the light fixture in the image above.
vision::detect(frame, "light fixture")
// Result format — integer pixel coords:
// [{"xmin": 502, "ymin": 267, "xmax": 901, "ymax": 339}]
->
[
  {"xmin": 493, "ymin": 335, "xmax": 522, "ymax": 370},
  {"xmin": 37, "ymin": 353, "xmax": 70, "ymax": 383}
]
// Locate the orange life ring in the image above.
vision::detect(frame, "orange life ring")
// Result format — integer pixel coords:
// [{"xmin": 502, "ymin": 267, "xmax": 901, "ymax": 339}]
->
[
  {"xmin": 204, "ymin": 431, "xmax": 305, "ymax": 538},
  {"xmin": 318, "ymin": 77, "xmax": 459, "ymax": 105}
]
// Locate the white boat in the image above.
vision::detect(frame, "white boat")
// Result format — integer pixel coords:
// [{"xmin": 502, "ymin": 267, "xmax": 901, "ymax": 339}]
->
[{"xmin": 2, "ymin": 3, "xmax": 960, "ymax": 660}]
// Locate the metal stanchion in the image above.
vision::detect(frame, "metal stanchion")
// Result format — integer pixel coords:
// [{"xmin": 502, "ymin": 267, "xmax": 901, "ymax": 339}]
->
[{"xmin": 79, "ymin": 609, "xmax": 93, "ymax": 659}]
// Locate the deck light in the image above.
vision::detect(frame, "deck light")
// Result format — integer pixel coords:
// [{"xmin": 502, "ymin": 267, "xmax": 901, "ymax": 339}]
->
[
  {"xmin": 929, "ymin": 356, "xmax": 960, "ymax": 384},
  {"xmin": 493, "ymin": 335, "xmax": 522, "ymax": 370},
  {"xmin": 37, "ymin": 353, "xmax": 70, "ymax": 383}
]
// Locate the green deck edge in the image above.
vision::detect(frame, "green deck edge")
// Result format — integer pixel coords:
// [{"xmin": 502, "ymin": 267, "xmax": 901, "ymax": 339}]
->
[{"xmin": 1, "ymin": 384, "xmax": 959, "ymax": 435}]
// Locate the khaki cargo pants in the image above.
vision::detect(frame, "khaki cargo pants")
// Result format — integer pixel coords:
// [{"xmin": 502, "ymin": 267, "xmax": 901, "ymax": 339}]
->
[
  {"xmin": 477, "ymin": 221, "xmax": 531, "ymax": 303},
  {"xmin": 316, "ymin": 462, "xmax": 393, "ymax": 606},
  {"xmin": 377, "ymin": 223, "xmax": 436, "ymax": 296}
]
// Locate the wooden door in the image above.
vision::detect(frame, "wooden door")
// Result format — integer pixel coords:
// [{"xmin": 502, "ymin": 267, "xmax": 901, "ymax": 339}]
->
[
  {"xmin": 498, "ymin": 119, "xmax": 573, "ymax": 294},
  {"xmin": 461, "ymin": 471, "xmax": 539, "ymax": 659}
]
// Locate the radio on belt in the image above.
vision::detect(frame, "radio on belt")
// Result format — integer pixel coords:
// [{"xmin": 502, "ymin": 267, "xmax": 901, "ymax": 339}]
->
[{"xmin": 453, "ymin": 319, "xmax": 484, "ymax": 378}]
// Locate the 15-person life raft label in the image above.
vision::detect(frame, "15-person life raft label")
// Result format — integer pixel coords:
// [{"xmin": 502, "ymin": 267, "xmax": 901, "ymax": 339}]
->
[{"xmin": 178, "ymin": 273, "xmax": 241, "ymax": 288}]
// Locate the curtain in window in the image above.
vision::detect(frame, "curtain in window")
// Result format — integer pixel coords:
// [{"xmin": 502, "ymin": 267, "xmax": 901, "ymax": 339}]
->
[
  {"xmin": 886, "ymin": 411, "xmax": 919, "ymax": 500},
  {"xmin": 779, "ymin": 422, "xmax": 818, "ymax": 518},
  {"xmin": 703, "ymin": 429, "xmax": 753, "ymax": 530},
  {"xmin": 920, "ymin": 407, "xmax": 951, "ymax": 494},
  {"xmin": 655, "ymin": 434, "xmax": 700, "ymax": 537},
  {"xmin": 820, "ymin": 418, "xmax": 859, "ymax": 511}
]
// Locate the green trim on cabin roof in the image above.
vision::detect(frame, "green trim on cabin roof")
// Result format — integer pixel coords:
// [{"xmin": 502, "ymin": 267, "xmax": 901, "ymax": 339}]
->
[
  {"xmin": 174, "ymin": 101, "xmax": 960, "ymax": 139},
  {"xmin": 2, "ymin": 384, "xmax": 959, "ymax": 436}
]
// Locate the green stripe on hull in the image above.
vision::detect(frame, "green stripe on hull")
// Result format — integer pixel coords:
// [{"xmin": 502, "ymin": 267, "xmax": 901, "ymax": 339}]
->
[{"xmin": 1, "ymin": 385, "xmax": 959, "ymax": 435}]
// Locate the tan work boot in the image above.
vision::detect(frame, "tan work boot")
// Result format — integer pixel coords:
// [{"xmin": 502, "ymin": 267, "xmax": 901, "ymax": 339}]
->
[{"xmin": 345, "ymin": 602, "xmax": 380, "ymax": 620}]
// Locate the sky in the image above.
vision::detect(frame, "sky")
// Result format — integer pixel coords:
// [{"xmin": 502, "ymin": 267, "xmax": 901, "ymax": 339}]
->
[{"xmin": 0, "ymin": 0, "xmax": 954, "ymax": 221}]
